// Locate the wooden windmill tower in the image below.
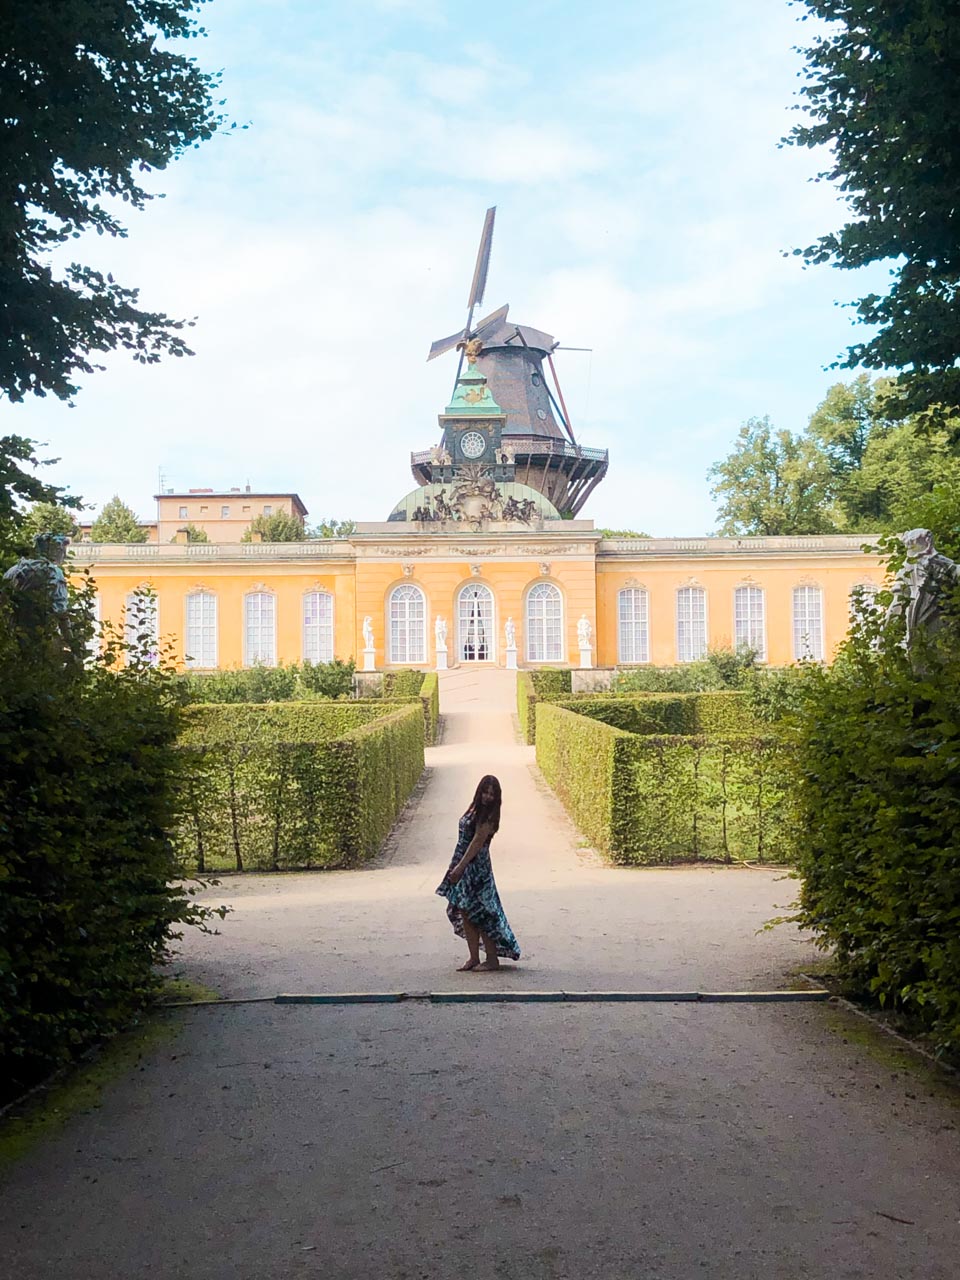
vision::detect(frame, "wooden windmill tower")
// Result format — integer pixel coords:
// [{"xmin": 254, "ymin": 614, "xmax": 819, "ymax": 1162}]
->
[{"xmin": 410, "ymin": 209, "xmax": 608, "ymax": 517}]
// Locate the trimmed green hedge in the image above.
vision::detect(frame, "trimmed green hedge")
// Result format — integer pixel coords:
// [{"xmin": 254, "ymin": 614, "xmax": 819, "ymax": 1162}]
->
[
  {"xmin": 554, "ymin": 691, "xmax": 758, "ymax": 736},
  {"xmin": 0, "ymin": 586, "xmax": 218, "ymax": 1103},
  {"xmin": 175, "ymin": 702, "xmax": 423, "ymax": 872},
  {"xmin": 536, "ymin": 702, "xmax": 795, "ymax": 864},
  {"xmin": 516, "ymin": 668, "xmax": 575, "ymax": 744},
  {"xmin": 360, "ymin": 670, "xmax": 440, "ymax": 745}
]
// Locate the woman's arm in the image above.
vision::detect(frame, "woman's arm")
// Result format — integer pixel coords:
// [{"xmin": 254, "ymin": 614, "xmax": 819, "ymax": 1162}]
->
[{"xmin": 448, "ymin": 821, "xmax": 494, "ymax": 882}]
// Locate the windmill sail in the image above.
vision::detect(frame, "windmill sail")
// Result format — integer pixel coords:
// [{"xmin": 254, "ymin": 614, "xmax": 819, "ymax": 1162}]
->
[{"xmin": 467, "ymin": 207, "xmax": 496, "ymax": 310}]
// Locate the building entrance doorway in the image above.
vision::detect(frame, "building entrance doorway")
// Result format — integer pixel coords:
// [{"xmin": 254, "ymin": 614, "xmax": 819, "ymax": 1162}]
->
[{"xmin": 458, "ymin": 583, "xmax": 495, "ymax": 662}]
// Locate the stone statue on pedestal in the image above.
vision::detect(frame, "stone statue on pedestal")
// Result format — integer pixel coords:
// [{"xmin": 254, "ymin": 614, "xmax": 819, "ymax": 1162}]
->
[
  {"xmin": 577, "ymin": 614, "xmax": 592, "ymax": 649},
  {"xmin": 504, "ymin": 617, "xmax": 516, "ymax": 649},
  {"xmin": 435, "ymin": 616, "xmax": 447, "ymax": 648},
  {"xmin": 886, "ymin": 529, "xmax": 960, "ymax": 647}
]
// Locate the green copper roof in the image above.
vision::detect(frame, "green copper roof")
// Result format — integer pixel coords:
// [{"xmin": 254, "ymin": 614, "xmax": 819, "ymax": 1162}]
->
[{"xmin": 444, "ymin": 360, "xmax": 503, "ymax": 416}]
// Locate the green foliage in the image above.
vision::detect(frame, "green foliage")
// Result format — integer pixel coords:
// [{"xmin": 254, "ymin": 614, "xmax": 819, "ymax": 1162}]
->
[
  {"xmin": 241, "ymin": 511, "xmax": 307, "ymax": 543},
  {"xmin": 175, "ymin": 703, "xmax": 423, "ymax": 872},
  {"xmin": 792, "ymin": 579, "xmax": 960, "ymax": 1054},
  {"xmin": 21, "ymin": 501, "xmax": 80, "ymax": 542},
  {"xmin": 516, "ymin": 669, "xmax": 573, "ymax": 744},
  {"xmin": 90, "ymin": 495, "xmax": 148, "ymax": 543},
  {"xmin": 0, "ymin": 582, "xmax": 220, "ymax": 1102},
  {"xmin": 598, "ymin": 528, "xmax": 651, "ymax": 538},
  {"xmin": 0, "ymin": 0, "xmax": 224, "ymax": 405},
  {"xmin": 613, "ymin": 647, "xmax": 759, "ymax": 694},
  {"xmin": 896, "ymin": 481, "xmax": 960, "ymax": 561},
  {"xmin": 174, "ymin": 522, "xmax": 208, "ymax": 543},
  {"xmin": 709, "ymin": 376, "xmax": 960, "ymax": 536},
  {"xmin": 556, "ymin": 691, "xmax": 758, "ymax": 736},
  {"xmin": 308, "ymin": 517, "xmax": 356, "ymax": 539},
  {"xmin": 536, "ymin": 702, "xmax": 794, "ymax": 866},
  {"xmin": 365, "ymin": 669, "xmax": 439, "ymax": 744},
  {"xmin": 1, "ymin": 437, "xmax": 82, "ymax": 561},
  {"xmin": 708, "ymin": 415, "xmax": 834, "ymax": 535},
  {"xmin": 177, "ymin": 660, "xmax": 356, "ymax": 704},
  {"xmin": 786, "ymin": 2, "xmax": 960, "ymax": 427}
]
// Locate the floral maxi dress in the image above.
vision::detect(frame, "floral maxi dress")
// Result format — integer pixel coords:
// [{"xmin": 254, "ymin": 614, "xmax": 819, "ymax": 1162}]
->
[{"xmin": 436, "ymin": 813, "xmax": 521, "ymax": 961}]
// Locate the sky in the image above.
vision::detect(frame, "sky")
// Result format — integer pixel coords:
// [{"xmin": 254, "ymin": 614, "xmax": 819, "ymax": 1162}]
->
[{"xmin": 8, "ymin": 0, "xmax": 885, "ymax": 535}]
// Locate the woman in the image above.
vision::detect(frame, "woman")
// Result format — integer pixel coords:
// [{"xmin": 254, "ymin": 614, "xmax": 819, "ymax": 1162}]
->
[{"xmin": 436, "ymin": 774, "xmax": 520, "ymax": 971}]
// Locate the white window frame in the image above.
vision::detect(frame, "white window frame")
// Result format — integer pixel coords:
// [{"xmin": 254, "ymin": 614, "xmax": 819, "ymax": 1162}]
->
[
  {"xmin": 733, "ymin": 585, "xmax": 766, "ymax": 661},
  {"xmin": 793, "ymin": 585, "xmax": 824, "ymax": 660},
  {"xmin": 244, "ymin": 591, "xmax": 277, "ymax": 667},
  {"xmin": 456, "ymin": 582, "xmax": 496, "ymax": 663},
  {"xmin": 526, "ymin": 581, "xmax": 564, "ymax": 663},
  {"xmin": 185, "ymin": 591, "xmax": 218, "ymax": 669},
  {"xmin": 179, "ymin": 506, "xmax": 188, "ymax": 519},
  {"xmin": 676, "ymin": 586, "xmax": 707, "ymax": 663},
  {"xmin": 124, "ymin": 591, "xmax": 160, "ymax": 666},
  {"xmin": 617, "ymin": 587, "xmax": 649, "ymax": 663},
  {"xmin": 849, "ymin": 582, "xmax": 879, "ymax": 622},
  {"xmin": 221, "ymin": 505, "xmax": 230, "ymax": 519},
  {"xmin": 303, "ymin": 590, "xmax": 334, "ymax": 663},
  {"xmin": 388, "ymin": 583, "xmax": 427, "ymax": 665}
]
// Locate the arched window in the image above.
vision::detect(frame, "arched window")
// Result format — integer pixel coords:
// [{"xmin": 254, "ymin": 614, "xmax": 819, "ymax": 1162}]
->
[
  {"xmin": 457, "ymin": 583, "xmax": 495, "ymax": 662},
  {"xmin": 849, "ymin": 582, "xmax": 879, "ymax": 623},
  {"xmin": 526, "ymin": 582, "xmax": 563, "ymax": 662},
  {"xmin": 124, "ymin": 590, "xmax": 159, "ymax": 666},
  {"xmin": 618, "ymin": 588, "xmax": 649, "ymax": 663},
  {"xmin": 244, "ymin": 592, "xmax": 276, "ymax": 667},
  {"xmin": 303, "ymin": 590, "xmax": 334, "ymax": 663},
  {"xmin": 676, "ymin": 586, "xmax": 707, "ymax": 662},
  {"xmin": 734, "ymin": 585, "xmax": 766, "ymax": 660},
  {"xmin": 388, "ymin": 583, "xmax": 426, "ymax": 664},
  {"xmin": 186, "ymin": 591, "xmax": 218, "ymax": 669},
  {"xmin": 793, "ymin": 585, "xmax": 824, "ymax": 660}
]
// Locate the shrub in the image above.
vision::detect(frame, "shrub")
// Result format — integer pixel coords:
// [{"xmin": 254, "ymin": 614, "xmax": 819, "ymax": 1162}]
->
[
  {"xmin": 792, "ymin": 587, "xmax": 960, "ymax": 1054},
  {"xmin": 0, "ymin": 584, "xmax": 217, "ymax": 1102},
  {"xmin": 554, "ymin": 691, "xmax": 758, "ymax": 736},
  {"xmin": 535, "ymin": 702, "xmax": 795, "ymax": 865},
  {"xmin": 177, "ymin": 660, "xmax": 355, "ymax": 704},
  {"xmin": 517, "ymin": 668, "xmax": 573, "ymax": 744},
  {"xmin": 612, "ymin": 647, "xmax": 759, "ymax": 694},
  {"xmin": 174, "ymin": 702, "xmax": 423, "ymax": 872},
  {"xmin": 362, "ymin": 669, "xmax": 439, "ymax": 744}
]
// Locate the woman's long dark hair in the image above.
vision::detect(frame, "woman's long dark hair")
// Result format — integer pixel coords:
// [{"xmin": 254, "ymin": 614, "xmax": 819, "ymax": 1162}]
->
[{"xmin": 468, "ymin": 774, "xmax": 501, "ymax": 835}]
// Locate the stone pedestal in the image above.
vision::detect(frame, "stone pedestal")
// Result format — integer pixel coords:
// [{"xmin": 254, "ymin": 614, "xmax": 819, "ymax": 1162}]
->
[
  {"xmin": 578, "ymin": 645, "xmax": 593, "ymax": 670},
  {"xmin": 362, "ymin": 647, "xmax": 376, "ymax": 672},
  {"xmin": 505, "ymin": 646, "xmax": 518, "ymax": 670},
  {"xmin": 435, "ymin": 648, "xmax": 448, "ymax": 671}
]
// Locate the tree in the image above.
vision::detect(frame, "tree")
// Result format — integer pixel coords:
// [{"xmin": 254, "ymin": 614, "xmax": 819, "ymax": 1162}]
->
[
  {"xmin": 21, "ymin": 501, "xmax": 80, "ymax": 541},
  {"xmin": 786, "ymin": 3, "xmax": 960, "ymax": 427},
  {"xmin": 0, "ymin": 1, "xmax": 224, "ymax": 405},
  {"xmin": 90, "ymin": 496, "xmax": 147, "ymax": 543},
  {"xmin": 708, "ymin": 416, "xmax": 835, "ymax": 535},
  {"xmin": 0, "ymin": 437, "xmax": 80, "ymax": 559},
  {"xmin": 241, "ymin": 511, "xmax": 307, "ymax": 543},
  {"xmin": 173, "ymin": 523, "xmax": 208, "ymax": 543},
  {"xmin": 598, "ymin": 528, "xmax": 651, "ymax": 538},
  {"xmin": 308, "ymin": 517, "xmax": 356, "ymax": 539}
]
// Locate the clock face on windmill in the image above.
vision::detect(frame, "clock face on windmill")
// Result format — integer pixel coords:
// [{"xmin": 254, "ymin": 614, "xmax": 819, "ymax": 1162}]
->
[{"xmin": 458, "ymin": 430, "xmax": 488, "ymax": 461}]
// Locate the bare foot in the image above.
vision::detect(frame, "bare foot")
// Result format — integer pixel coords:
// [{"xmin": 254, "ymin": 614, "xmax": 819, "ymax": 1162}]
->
[
  {"xmin": 457, "ymin": 959, "xmax": 481, "ymax": 971},
  {"xmin": 476, "ymin": 959, "xmax": 501, "ymax": 972}
]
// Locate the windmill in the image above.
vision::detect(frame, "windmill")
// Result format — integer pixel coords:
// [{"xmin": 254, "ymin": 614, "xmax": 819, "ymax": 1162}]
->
[{"xmin": 414, "ymin": 208, "xmax": 609, "ymax": 517}]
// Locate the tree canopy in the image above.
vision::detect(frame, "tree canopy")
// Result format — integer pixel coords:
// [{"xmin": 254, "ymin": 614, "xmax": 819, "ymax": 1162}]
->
[
  {"xmin": 0, "ymin": 0, "xmax": 223, "ymax": 405},
  {"xmin": 21, "ymin": 500, "xmax": 81, "ymax": 541},
  {"xmin": 90, "ymin": 495, "xmax": 147, "ymax": 543},
  {"xmin": 242, "ymin": 511, "xmax": 307, "ymax": 543},
  {"xmin": 0, "ymin": 437, "xmax": 79, "ymax": 559},
  {"xmin": 308, "ymin": 517, "xmax": 357, "ymax": 539},
  {"xmin": 787, "ymin": 2, "xmax": 960, "ymax": 426},
  {"xmin": 709, "ymin": 378, "xmax": 960, "ymax": 537},
  {"xmin": 708, "ymin": 415, "xmax": 833, "ymax": 536}
]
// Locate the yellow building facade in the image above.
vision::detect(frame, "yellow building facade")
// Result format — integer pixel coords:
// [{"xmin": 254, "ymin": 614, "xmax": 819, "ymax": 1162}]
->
[{"xmin": 74, "ymin": 525, "xmax": 882, "ymax": 672}]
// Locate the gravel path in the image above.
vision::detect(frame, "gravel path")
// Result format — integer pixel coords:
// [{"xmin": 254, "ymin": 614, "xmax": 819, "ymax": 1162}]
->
[{"xmin": 1, "ymin": 670, "xmax": 957, "ymax": 1279}]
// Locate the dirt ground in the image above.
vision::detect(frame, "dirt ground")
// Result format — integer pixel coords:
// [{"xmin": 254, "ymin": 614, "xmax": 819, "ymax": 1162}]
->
[{"xmin": 1, "ymin": 669, "xmax": 958, "ymax": 1279}]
